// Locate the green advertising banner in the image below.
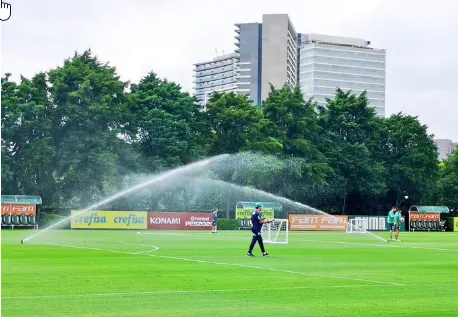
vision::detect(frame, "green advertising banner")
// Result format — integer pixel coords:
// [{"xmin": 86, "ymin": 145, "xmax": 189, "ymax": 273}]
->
[{"xmin": 348, "ymin": 215, "xmax": 405, "ymax": 231}]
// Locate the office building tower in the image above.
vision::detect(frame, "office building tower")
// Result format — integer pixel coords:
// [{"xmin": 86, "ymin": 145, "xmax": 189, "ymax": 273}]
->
[
  {"xmin": 435, "ymin": 139, "xmax": 457, "ymax": 161},
  {"xmin": 234, "ymin": 22, "xmax": 262, "ymax": 105},
  {"xmin": 298, "ymin": 33, "xmax": 386, "ymax": 117},
  {"xmin": 192, "ymin": 52, "xmax": 240, "ymax": 110},
  {"xmin": 193, "ymin": 15, "xmax": 387, "ymax": 115},
  {"xmin": 194, "ymin": 14, "xmax": 298, "ymax": 107},
  {"xmin": 260, "ymin": 14, "xmax": 298, "ymax": 101}
]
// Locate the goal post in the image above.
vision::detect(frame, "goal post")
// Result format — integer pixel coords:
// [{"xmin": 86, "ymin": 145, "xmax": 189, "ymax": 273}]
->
[
  {"xmin": 346, "ymin": 218, "xmax": 367, "ymax": 234},
  {"xmin": 262, "ymin": 218, "xmax": 288, "ymax": 244}
]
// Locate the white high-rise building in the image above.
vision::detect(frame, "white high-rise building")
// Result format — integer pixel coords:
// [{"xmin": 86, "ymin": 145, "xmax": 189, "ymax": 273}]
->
[
  {"xmin": 435, "ymin": 139, "xmax": 457, "ymax": 161},
  {"xmin": 192, "ymin": 52, "xmax": 240, "ymax": 110},
  {"xmin": 193, "ymin": 14, "xmax": 299, "ymax": 107},
  {"xmin": 298, "ymin": 34, "xmax": 386, "ymax": 117}
]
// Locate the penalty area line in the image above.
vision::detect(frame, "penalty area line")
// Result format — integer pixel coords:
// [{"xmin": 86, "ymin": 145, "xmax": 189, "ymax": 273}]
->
[
  {"xmin": 46, "ymin": 243, "xmax": 405, "ymax": 287},
  {"xmin": 2, "ymin": 284, "xmax": 401, "ymax": 300}
]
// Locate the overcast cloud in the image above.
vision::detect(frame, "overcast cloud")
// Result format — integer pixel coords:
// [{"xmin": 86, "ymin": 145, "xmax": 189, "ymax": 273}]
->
[{"xmin": 1, "ymin": 0, "xmax": 457, "ymax": 140}]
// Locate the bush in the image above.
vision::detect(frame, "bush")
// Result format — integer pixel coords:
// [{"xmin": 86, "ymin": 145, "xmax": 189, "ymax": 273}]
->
[
  {"xmin": 39, "ymin": 212, "xmax": 70, "ymax": 229},
  {"xmin": 217, "ymin": 218, "xmax": 239, "ymax": 230}
]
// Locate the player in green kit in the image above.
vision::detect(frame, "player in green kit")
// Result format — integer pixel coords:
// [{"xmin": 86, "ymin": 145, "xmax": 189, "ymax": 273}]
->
[
  {"xmin": 387, "ymin": 206, "xmax": 397, "ymax": 241},
  {"xmin": 394, "ymin": 209, "xmax": 402, "ymax": 241}
]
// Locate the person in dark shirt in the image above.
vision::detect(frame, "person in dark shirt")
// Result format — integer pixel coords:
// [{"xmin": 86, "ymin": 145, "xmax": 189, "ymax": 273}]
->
[
  {"xmin": 211, "ymin": 208, "xmax": 218, "ymax": 233},
  {"xmin": 247, "ymin": 203, "xmax": 271, "ymax": 257}
]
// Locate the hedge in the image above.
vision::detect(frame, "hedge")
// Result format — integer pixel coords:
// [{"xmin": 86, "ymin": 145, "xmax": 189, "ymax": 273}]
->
[
  {"xmin": 216, "ymin": 218, "xmax": 239, "ymax": 230},
  {"xmin": 39, "ymin": 212, "xmax": 70, "ymax": 229}
]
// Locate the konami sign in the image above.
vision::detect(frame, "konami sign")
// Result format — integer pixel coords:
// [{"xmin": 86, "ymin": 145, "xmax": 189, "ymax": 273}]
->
[{"xmin": 147, "ymin": 212, "xmax": 212, "ymax": 230}]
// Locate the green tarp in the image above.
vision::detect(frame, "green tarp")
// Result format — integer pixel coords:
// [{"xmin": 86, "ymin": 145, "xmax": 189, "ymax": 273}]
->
[
  {"xmin": 1, "ymin": 195, "xmax": 42, "ymax": 205},
  {"xmin": 408, "ymin": 206, "xmax": 449, "ymax": 213}
]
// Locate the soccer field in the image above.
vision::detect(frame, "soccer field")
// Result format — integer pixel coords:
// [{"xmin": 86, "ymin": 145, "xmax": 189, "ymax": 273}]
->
[{"xmin": 2, "ymin": 230, "xmax": 458, "ymax": 317}]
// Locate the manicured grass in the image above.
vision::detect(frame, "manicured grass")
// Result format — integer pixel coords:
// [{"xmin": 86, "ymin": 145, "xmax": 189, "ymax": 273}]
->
[{"xmin": 2, "ymin": 229, "xmax": 458, "ymax": 316}]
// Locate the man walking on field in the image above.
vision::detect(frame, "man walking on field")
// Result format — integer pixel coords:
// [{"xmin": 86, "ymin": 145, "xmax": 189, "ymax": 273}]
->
[
  {"xmin": 247, "ymin": 203, "xmax": 271, "ymax": 257},
  {"xmin": 387, "ymin": 206, "xmax": 397, "ymax": 241}
]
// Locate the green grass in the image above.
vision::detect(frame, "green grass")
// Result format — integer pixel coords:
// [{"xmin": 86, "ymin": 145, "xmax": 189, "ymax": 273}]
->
[{"xmin": 2, "ymin": 229, "xmax": 458, "ymax": 316}]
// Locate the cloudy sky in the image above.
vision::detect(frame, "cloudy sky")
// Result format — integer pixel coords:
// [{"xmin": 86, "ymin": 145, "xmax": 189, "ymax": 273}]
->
[{"xmin": 1, "ymin": 0, "xmax": 457, "ymax": 140}]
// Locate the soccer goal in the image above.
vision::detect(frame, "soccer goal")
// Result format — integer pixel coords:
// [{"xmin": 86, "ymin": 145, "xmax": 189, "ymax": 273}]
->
[
  {"xmin": 262, "ymin": 219, "xmax": 289, "ymax": 244},
  {"xmin": 346, "ymin": 218, "xmax": 367, "ymax": 234}
]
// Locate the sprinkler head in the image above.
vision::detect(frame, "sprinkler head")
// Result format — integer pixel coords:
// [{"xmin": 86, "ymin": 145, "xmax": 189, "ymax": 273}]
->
[
  {"xmin": 21, "ymin": 240, "xmax": 23, "ymax": 244},
  {"xmin": 386, "ymin": 239, "xmax": 390, "ymax": 243}
]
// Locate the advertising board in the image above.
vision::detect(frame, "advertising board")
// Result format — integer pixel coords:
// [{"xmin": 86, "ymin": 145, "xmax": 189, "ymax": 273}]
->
[
  {"xmin": 71, "ymin": 211, "xmax": 147, "ymax": 229},
  {"xmin": 1, "ymin": 203, "xmax": 37, "ymax": 226},
  {"xmin": 289, "ymin": 215, "xmax": 348, "ymax": 231},
  {"xmin": 348, "ymin": 215, "xmax": 405, "ymax": 231},
  {"xmin": 147, "ymin": 212, "xmax": 212, "ymax": 230},
  {"xmin": 409, "ymin": 212, "xmax": 440, "ymax": 222},
  {"xmin": 449, "ymin": 217, "xmax": 458, "ymax": 232},
  {"xmin": 235, "ymin": 208, "xmax": 274, "ymax": 219}
]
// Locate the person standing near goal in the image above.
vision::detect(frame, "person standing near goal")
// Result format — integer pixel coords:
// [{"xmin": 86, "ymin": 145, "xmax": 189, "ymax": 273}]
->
[
  {"xmin": 387, "ymin": 206, "xmax": 397, "ymax": 241},
  {"xmin": 394, "ymin": 209, "xmax": 402, "ymax": 241},
  {"xmin": 211, "ymin": 208, "xmax": 218, "ymax": 234},
  {"xmin": 247, "ymin": 203, "xmax": 271, "ymax": 257}
]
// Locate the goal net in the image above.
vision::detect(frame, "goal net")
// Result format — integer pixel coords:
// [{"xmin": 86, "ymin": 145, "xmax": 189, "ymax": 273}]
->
[
  {"xmin": 261, "ymin": 219, "xmax": 288, "ymax": 244},
  {"xmin": 346, "ymin": 218, "xmax": 367, "ymax": 234}
]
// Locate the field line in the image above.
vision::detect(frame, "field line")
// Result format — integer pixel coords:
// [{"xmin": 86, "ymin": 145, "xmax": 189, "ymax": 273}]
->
[
  {"xmin": 47, "ymin": 243, "xmax": 405, "ymax": 287},
  {"xmin": 139, "ymin": 232, "xmax": 247, "ymax": 241},
  {"xmin": 139, "ymin": 232, "xmax": 458, "ymax": 253},
  {"xmin": 300, "ymin": 239, "xmax": 458, "ymax": 252},
  {"xmin": 46, "ymin": 243, "xmax": 160, "ymax": 255},
  {"xmin": 1, "ymin": 284, "xmax": 400, "ymax": 300}
]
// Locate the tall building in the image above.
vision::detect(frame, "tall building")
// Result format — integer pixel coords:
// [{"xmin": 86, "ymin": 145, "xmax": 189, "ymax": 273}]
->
[
  {"xmin": 194, "ymin": 14, "xmax": 298, "ymax": 107},
  {"xmin": 435, "ymin": 139, "xmax": 457, "ymax": 161},
  {"xmin": 192, "ymin": 52, "xmax": 240, "ymax": 110},
  {"xmin": 234, "ymin": 23, "xmax": 262, "ymax": 105},
  {"xmin": 260, "ymin": 14, "xmax": 298, "ymax": 101},
  {"xmin": 193, "ymin": 14, "xmax": 387, "ymax": 114},
  {"xmin": 298, "ymin": 34, "xmax": 386, "ymax": 117}
]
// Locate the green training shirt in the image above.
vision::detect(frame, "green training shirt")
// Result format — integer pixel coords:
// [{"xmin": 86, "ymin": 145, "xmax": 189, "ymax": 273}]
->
[{"xmin": 387, "ymin": 210, "xmax": 395, "ymax": 224}]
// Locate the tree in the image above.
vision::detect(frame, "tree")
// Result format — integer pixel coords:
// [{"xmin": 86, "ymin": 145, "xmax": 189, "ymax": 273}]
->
[
  {"xmin": 47, "ymin": 49, "xmax": 136, "ymax": 207},
  {"xmin": 204, "ymin": 92, "xmax": 266, "ymax": 155},
  {"xmin": 437, "ymin": 149, "xmax": 458, "ymax": 208},
  {"xmin": 262, "ymin": 84, "xmax": 325, "ymax": 161},
  {"xmin": 1, "ymin": 73, "xmax": 56, "ymax": 202},
  {"xmin": 318, "ymin": 89, "xmax": 386, "ymax": 214},
  {"xmin": 129, "ymin": 72, "xmax": 207, "ymax": 170},
  {"xmin": 256, "ymin": 84, "xmax": 336, "ymax": 205},
  {"xmin": 380, "ymin": 113, "xmax": 439, "ymax": 206}
]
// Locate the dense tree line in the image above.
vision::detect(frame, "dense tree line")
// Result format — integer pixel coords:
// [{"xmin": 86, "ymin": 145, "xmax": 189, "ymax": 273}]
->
[{"xmin": 1, "ymin": 50, "xmax": 456, "ymax": 215}]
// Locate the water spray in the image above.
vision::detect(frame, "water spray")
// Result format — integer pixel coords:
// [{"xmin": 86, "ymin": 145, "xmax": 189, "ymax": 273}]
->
[
  {"xmin": 22, "ymin": 152, "xmax": 389, "ymax": 245},
  {"xmin": 21, "ymin": 154, "xmax": 229, "ymax": 244},
  {"xmin": 189, "ymin": 177, "xmax": 389, "ymax": 244}
]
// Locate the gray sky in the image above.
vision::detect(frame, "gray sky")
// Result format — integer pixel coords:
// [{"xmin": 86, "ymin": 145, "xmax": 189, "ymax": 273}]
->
[{"xmin": 1, "ymin": 0, "xmax": 457, "ymax": 140}]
